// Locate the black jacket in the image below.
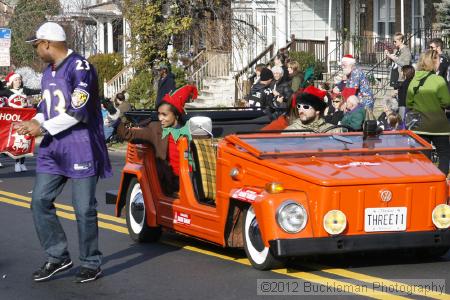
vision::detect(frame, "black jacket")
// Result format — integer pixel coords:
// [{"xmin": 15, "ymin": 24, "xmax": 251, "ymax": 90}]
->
[
  {"xmin": 155, "ymin": 73, "xmax": 176, "ymax": 107},
  {"xmin": 271, "ymin": 79, "xmax": 293, "ymax": 109},
  {"xmin": 397, "ymin": 77, "xmax": 412, "ymax": 107},
  {"xmin": 438, "ymin": 54, "xmax": 449, "ymax": 83},
  {"xmin": 245, "ymin": 82, "xmax": 274, "ymax": 108}
]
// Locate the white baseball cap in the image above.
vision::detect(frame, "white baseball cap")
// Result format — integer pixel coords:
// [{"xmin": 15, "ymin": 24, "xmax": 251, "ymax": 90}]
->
[{"xmin": 26, "ymin": 22, "xmax": 66, "ymax": 43}]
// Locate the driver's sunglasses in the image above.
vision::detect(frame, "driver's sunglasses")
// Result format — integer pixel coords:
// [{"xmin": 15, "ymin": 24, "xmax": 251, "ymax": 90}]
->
[{"xmin": 297, "ymin": 104, "xmax": 311, "ymax": 110}]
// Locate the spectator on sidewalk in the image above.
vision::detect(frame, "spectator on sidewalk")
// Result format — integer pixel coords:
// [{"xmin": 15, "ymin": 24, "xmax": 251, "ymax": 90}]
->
[
  {"xmin": 406, "ymin": 49, "xmax": 450, "ymax": 176},
  {"xmin": 155, "ymin": 63, "xmax": 176, "ymax": 107},
  {"xmin": 377, "ymin": 97, "xmax": 404, "ymax": 130},
  {"xmin": 429, "ymin": 38, "xmax": 449, "ymax": 84},
  {"xmin": 271, "ymin": 65, "xmax": 293, "ymax": 118},
  {"xmin": 244, "ymin": 67, "xmax": 274, "ymax": 110},
  {"xmin": 385, "ymin": 32, "xmax": 412, "ymax": 89},
  {"xmin": 397, "ymin": 65, "xmax": 415, "ymax": 119},
  {"xmin": 273, "ymin": 54, "xmax": 289, "ymax": 82},
  {"xmin": 252, "ymin": 63, "xmax": 266, "ymax": 85},
  {"xmin": 287, "ymin": 60, "xmax": 303, "ymax": 93},
  {"xmin": 114, "ymin": 92, "xmax": 131, "ymax": 122}
]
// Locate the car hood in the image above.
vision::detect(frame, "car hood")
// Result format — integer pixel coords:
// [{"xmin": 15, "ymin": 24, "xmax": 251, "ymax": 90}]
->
[{"xmin": 265, "ymin": 153, "xmax": 445, "ymax": 186}]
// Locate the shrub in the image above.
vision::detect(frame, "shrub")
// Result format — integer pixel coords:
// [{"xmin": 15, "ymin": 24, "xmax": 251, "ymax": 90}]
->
[
  {"xmin": 171, "ymin": 65, "xmax": 188, "ymax": 87},
  {"xmin": 288, "ymin": 51, "xmax": 325, "ymax": 81},
  {"xmin": 126, "ymin": 64, "xmax": 189, "ymax": 110},
  {"xmin": 88, "ymin": 53, "xmax": 124, "ymax": 96},
  {"xmin": 127, "ymin": 69, "xmax": 155, "ymax": 109}
]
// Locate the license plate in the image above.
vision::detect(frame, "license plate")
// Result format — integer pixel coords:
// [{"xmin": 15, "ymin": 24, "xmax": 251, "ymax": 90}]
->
[{"xmin": 364, "ymin": 207, "xmax": 407, "ymax": 232}]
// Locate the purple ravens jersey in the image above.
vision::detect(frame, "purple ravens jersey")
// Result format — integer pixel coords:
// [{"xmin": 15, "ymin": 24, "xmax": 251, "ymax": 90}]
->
[{"xmin": 37, "ymin": 51, "xmax": 112, "ymax": 179}]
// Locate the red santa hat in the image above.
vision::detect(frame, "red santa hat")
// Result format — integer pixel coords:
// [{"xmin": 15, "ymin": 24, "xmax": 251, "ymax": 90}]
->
[
  {"xmin": 341, "ymin": 87, "xmax": 358, "ymax": 100},
  {"xmin": 293, "ymin": 85, "xmax": 327, "ymax": 112},
  {"xmin": 5, "ymin": 71, "xmax": 21, "ymax": 87},
  {"xmin": 161, "ymin": 84, "xmax": 198, "ymax": 114},
  {"xmin": 341, "ymin": 54, "xmax": 356, "ymax": 65}
]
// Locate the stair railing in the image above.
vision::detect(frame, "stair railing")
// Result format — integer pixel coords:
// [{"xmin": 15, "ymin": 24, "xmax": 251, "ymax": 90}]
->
[
  {"xmin": 184, "ymin": 49, "xmax": 206, "ymax": 74},
  {"xmin": 103, "ymin": 65, "xmax": 135, "ymax": 98},
  {"xmin": 189, "ymin": 51, "xmax": 231, "ymax": 92},
  {"xmin": 233, "ymin": 42, "xmax": 276, "ymax": 101}
]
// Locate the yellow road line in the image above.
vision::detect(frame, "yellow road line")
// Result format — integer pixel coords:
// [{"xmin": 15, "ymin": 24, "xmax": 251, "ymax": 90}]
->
[
  {"xmin": 302, "ymin": 263, "xmax": 449, "ymax": 300},
  {"xmin": 0, "ymin": 194, "xmax": 442, "ymax": 299},
  {"xmin": 0, "ymin": 197, "xmax": 30, "ymax": 209},
  {"xmin": 162, "ymin": 240, "xmax": 407, "ymax": 299},
  {"xmin": 0, "ymin": 190, "xmax": 125, "ymax": 225},
  {"xmin": 0, "ymin": 197, "xmax": 128, "ymax": 234}
]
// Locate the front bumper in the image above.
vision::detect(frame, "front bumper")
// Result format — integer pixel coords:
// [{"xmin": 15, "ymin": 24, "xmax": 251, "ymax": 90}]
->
[{"xmin": 269, "ymin": 230, "xmax": 450, "ymax": 257}]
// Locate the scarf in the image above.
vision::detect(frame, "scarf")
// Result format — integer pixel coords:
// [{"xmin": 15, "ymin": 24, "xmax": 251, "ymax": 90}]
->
[{"xmin": 161, "ymin": 122, "xmax": 194, "ymax": 169}]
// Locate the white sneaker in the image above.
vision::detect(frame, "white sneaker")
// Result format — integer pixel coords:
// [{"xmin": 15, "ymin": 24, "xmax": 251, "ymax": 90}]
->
[
  {"xmin": 15, "ymin": 163, "xmax": 21, "ymax": 172},
  {"xmin": 0, "ymin": 162, "xmax": 3, "ymax": 167},
  {"xmin": 20, "ymin": 163, "xmax": 27, "ymax": 171}
]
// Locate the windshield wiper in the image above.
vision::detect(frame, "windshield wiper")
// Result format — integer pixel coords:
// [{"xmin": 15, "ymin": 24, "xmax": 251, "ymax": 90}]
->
[{"xmin": 332, "ymin": 135, "xmax": 353, "ymax": 150}]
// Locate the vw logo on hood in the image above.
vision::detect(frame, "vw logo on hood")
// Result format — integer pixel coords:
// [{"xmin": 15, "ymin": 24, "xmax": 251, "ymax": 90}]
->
[{"xmin": 379, "ymin": 190, "xmax": 393, "ymax": 202}]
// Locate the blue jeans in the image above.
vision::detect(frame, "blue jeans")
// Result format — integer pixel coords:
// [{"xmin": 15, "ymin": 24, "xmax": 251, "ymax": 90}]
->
[
  {"xmin": 31, "ymin": 173, "xmax": 102, "ymax": 269},
  {"xmin": 104, "ymin": 126, "xmax": 114, "ymax": 141}
]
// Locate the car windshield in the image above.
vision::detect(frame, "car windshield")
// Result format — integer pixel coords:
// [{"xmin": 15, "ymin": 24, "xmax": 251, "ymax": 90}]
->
[{"xmin": 236, "ymin": 132, "xmax": 428, "ymax": 156}]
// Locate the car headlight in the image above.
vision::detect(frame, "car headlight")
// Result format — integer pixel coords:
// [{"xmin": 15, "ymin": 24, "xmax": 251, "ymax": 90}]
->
[
  {"xmin": 276, "ymin": 201, "xmax": 307, "ymax": 233},
  {"xmin": 323, "ymin": 210, "xmax": 347, "ymax": 235},
  {"xmin": 432, "ymin": 204, "xmax": 450, "ymax": 229}
]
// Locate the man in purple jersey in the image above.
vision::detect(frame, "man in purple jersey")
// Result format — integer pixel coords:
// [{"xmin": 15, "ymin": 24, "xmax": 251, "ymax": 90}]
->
[{"xmin": 15, "ymin": 22, "xmax": 112, "ymax": 283}]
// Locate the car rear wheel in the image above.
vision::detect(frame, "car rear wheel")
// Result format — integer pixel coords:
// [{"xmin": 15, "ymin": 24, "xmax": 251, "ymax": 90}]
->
[
  {"xmin": 243, "ymin": 206, "xmax": 284, "ymax": 270},
  {"xmin": 126, "ymin": 177, "xmax": 161, "ymax": 242}
]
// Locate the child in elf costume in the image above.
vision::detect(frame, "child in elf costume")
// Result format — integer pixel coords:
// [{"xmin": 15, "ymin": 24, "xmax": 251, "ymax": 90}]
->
[{"xmin": 117, "ymin": 84, "xmax": 198, "ymax": 195}]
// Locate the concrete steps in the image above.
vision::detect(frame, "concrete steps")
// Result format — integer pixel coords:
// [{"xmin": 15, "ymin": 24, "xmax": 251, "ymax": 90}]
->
[{"xmin": 186, "ymin": 76, "xmax": 235, "ymax": 108}]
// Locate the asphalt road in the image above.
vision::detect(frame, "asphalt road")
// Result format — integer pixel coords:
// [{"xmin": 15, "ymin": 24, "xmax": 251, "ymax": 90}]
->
[{"xmin": 0, "ymin": 150, "xmax": 450, "ymax": 300}]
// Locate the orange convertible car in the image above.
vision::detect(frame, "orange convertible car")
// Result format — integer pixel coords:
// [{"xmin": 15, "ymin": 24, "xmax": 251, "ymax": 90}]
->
[{"xmin": 108, "ymin": 117, "xmax": 450, "ymax": 270}]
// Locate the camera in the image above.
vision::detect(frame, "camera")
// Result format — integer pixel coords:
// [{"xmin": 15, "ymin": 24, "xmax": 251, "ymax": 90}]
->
[{"xmin": 101, "ymin": 98, "xmax": 117, "ymax": 115}]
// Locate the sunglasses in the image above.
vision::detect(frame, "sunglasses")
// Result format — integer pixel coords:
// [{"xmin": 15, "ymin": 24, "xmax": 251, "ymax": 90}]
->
[
  {"xmin": 332, "ymin": 100, "xmax": 341, "ymax": 103},
  {"xmin": 296, "ymin": 104, "xmax": 312, "ymax": 110}
]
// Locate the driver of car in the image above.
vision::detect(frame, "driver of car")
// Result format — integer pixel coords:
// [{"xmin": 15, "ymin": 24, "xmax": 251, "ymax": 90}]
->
[{"xmin": 285, "ymin": 86, "xmax": 342, "ymax": 133}]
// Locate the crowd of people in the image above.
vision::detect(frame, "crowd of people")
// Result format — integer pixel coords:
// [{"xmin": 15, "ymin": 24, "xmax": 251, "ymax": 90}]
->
[{"xmin": 242, "ymin": 33, "xmax": 450, "ymax": 176}]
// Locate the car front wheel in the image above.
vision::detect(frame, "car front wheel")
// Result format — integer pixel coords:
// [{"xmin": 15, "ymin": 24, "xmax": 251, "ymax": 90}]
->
[
  {"xmin": 243, "ymin": 206, "xmax": 284, "ymax": 270},
  {"xmin": 126, "ymin": 177, "xmax": 161, "ymax": 242}
]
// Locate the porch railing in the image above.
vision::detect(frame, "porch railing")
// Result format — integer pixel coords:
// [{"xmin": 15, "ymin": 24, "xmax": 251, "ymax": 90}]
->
[
  {"xmin": 103, "ymin": 65, "xmax": 135, "ymax": 99},
  {"xmin": 290, "ymin": 37, "xmax": 328, "ymax": 65}
]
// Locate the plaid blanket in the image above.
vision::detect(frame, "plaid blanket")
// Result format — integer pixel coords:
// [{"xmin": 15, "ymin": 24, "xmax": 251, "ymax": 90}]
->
[{"xmin": 193, "ymin": 138, "xmax": 219, "ymax": 200}]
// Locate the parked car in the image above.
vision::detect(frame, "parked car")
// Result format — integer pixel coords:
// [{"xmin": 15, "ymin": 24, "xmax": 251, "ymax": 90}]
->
[{"xmin": 107, "ymin": 112, "xmax": 450, "ymax": 270}]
